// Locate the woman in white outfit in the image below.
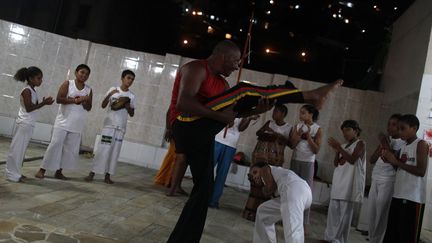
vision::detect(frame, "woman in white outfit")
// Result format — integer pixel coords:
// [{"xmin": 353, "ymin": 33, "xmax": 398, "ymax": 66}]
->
[
  {"xmin": 35, "ymin": 64, "xmax": 92, "ymax": 180},
  {"xmin": 5, "ymin": 67, "xmax": 54, "ymax": 182}
]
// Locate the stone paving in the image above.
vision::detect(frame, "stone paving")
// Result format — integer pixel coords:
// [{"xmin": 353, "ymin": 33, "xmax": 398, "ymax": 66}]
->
[{"xmin": 0, "ymin": 137, "xmax": 431, "ymax": 243}]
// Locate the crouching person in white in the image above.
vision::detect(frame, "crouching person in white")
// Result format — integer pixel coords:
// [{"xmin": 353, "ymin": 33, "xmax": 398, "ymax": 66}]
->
[
  {"xmin": 250, "ymin": 161, "xmax": 312, "ymax": 243},
  {"xmin": 85, "ymin": 70, "xmax": 135, "ymax": 184}
]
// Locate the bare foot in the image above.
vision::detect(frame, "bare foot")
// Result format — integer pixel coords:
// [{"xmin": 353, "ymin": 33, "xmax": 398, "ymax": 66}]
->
[
  {"xmin": 104, "ymin": 174, "xmax": 114, "ymax": 184},
  {"xmin": 54, "ymin": 170, "xmax": 68, "ymax": 180},
  {"xmin": 304, "ymin": 79, "xmax": 343, "ymax": 109},
  {"xmin": 104, "ymin": 178, "xmax": 114, "ymax": 184},
  {"xmin": 166, "ymin": 188, "xmax": 177, "ymax": 197},
  {"xmin": 35, "ymin": 169, "xmax": 45, "ymax": 179},
  {"xmin": 84, "ymin": 172, "xmax": 95, "ymax": 182},
  {"xmin": 176, "ymin": 187, "xmax": 189, "ymax": 196}
]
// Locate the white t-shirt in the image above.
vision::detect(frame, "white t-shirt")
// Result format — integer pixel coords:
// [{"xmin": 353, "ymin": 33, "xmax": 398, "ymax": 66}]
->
[
  {"xmin": 292, "ymin": 122, "xmax": 320, "ymax": 162},
  {"xmin": 267, "ymin": 120, "xmax": 292, "ymax": 139},
  {"xmin": 270, "ymin": 166, "xmax": 309, "ymax": 193},
  {"xmin": 16, "ymin": 86, "xmax": 39, "ymax": 126},
  {"xmin": 393, "ymin": 138, "xmax": 428, "ymax": 204},
  {"xmin": 331, "ymin": 139, "xmax": 366, "ymax": 202},
  {"xmin": 371, "ymin": 137, "xmax": 405, "ymax": 181},
  {"xmin": 215, "ymin": 118, "xmax": 241, "ymax": 148},
  {"xmin": 54, "ymin": 80, "xmax": 92, "ymax": 133},
  {"xmin": 103, "ymin": 87, "xmax": 136, "ymax": 131}
]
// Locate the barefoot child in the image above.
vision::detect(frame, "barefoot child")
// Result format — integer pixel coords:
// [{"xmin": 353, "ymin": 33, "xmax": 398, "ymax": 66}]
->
[
  {"xmin": 325, "ymin": 120, "xmax": 366, "ymax": 243},
  {"xmin": 5, "ymin": 67, "xmax": 54, "ymax": 182},
  {"xmin": 85, "ymin": 70, "xmax": 135, "ymax": 184},
  {"xmin": 289, "ymin": 104, "xmax": 321, "ymax": 230},
  {"xmin": 35, "ymin": 64, "xmax": 92, "ymax": 179},
  {"xmin": 382, "ymin": 114, "xmax": 428, "ymax": 243},
  {"xmin": 367, "ymin": 114, "xmax": 404, "ymax": 243}
]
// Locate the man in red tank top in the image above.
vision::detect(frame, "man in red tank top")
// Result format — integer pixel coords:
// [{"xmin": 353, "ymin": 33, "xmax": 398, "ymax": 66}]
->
[{"xmin": 167, "ymin": 41, "xmax": 275, "ymax": 243}]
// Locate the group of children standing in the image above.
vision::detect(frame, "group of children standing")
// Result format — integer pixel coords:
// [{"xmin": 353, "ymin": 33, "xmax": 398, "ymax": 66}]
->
[
  {"xmin": 6, "ymin": 65, "xmax": 136, "ymax": 185},
  {"xmin": 323, "ymin": 114, "xmax": 428, "ymax": 243}
]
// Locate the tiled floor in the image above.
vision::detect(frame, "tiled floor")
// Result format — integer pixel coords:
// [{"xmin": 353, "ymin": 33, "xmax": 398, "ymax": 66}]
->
[{"xmin": 0, "ymin": 137, "xmax": 431, "ymax": 243}]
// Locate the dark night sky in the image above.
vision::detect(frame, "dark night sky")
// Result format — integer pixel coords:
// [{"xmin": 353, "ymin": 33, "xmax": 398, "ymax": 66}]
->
[{"xmin": 0, "ymin": 0, "xmax": 415, "ymax": 90}]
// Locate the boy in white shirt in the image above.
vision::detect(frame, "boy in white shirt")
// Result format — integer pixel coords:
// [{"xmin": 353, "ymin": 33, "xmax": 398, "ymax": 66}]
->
[
  {"xmin": 324, "ymin": 120, "xmax": 366, "ymax": 243},
  {"xmin": 382, "ymin": 114, "xmax": 428, "ymax": 243},
  {"xmin": 85, "ymin": 70, "xmax": 135, "ymax": 184},
  {"xmin": 367, "ymin": 114, "xmax": 404, "ymax": 243}
]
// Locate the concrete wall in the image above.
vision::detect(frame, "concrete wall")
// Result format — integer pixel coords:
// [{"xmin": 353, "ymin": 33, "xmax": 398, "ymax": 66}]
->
[{"xmin": 412, "ymin": 0, "xmax": 432, "ymax": 230}]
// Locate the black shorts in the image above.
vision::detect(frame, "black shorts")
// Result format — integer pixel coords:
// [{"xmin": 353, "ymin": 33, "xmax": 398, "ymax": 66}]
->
[{"xmin": 172, "ymin": 118, "xmax": 225, "ymax": 154}]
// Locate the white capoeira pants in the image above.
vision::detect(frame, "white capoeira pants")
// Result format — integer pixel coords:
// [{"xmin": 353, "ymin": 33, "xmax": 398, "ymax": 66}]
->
[
  {"xmin": 368, "ymin": 179, "xmax": 394, "ymax": 243},
  {"xmin": 41, "ymin": 127, "xmax": 81, "ymax": 171},
  {"xmin": 253, "ymin": 180, "xmax": 312, "ymax": 243},
  {"xmin": 324, "ymin": 199, "xmax": 354, "ymax": 243},
  {"xmin": 92, "ymin": 127, "xmax": 124, "ymax": 175},
  {"xmin": 5, "ymin": 123, "xmax": 34, "ymax": 182}
]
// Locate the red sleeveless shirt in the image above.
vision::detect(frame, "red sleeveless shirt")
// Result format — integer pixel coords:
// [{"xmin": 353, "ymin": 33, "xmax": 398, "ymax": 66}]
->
[{"xmin": 169, "ymin": 60, "xmax": 227, "ymax": 125}]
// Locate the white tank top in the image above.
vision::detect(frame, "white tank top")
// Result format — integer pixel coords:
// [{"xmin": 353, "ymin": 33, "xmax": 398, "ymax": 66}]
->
[
  {"xmin": 103, "ymin": 86, "xmax": 136, "ymax": 132},
  {"xmin": 270, "ymin": 165, "xmax": 308, "ymax": 189},
  {"xmin": 16, "ymin": 86, "xmax": 39, "ymax": 126},
  {"xmin": 270, "ymin": 165, "xmax": 309, "ymax": 198},
  {"xmin": 371, "ymin": 137, "xmax": 405, "ymax": 181},
  {"xmin": 292, "ymin": 122, "xmax": 320, "ymax": 162},
  {"xmin": 215, "ymin": 118, "xmax": 241, "ymax": 148},
  {"xmin": 54, "ymin": 80, "xmax": 91, "ymax": 133},
  {"xmin": 330, "ymin": 139, "xmax": 366, "ymax": 202},
  {"xmin": 268, "ymin": 120, "xmax": 292, "ymax": 139},
  {"xmin": 393, "ymin": 138, "xmax": 428, "ymax": 203}
]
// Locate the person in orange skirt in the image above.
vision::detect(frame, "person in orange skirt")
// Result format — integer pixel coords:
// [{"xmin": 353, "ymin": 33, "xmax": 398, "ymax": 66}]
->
[
  {"xmin": 154, "ymin": 142, "xmax": 176, "ymax": 188},
  {"xmin": 154, "ymin": 109, "xmax": 188, "ymax": 195}
]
